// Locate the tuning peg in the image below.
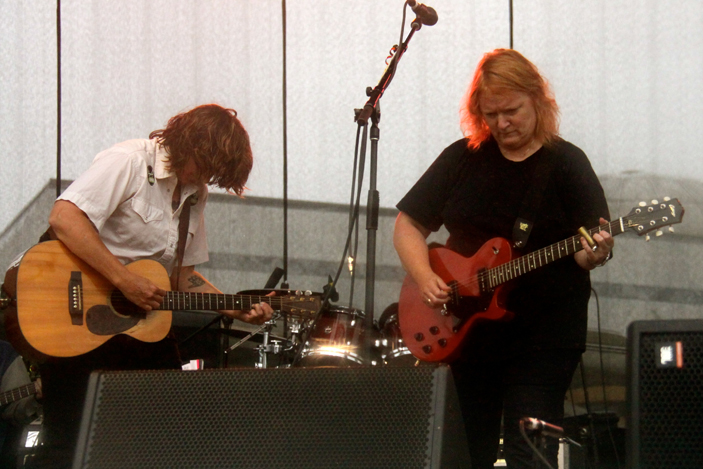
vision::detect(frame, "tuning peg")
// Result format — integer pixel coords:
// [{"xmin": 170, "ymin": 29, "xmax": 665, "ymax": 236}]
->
[
  {"xmin": 664, "ymin": 196, "xmax": 671, "ymax": 201},
  {"xmin": 656, "ymin": 230, "xmax": 663, "ymax": 237},
  {"xmin": 651, "ymin": 199, "xmax": 659, "ymax": 205},
  {"xmin": 646, "ymin": 234, "xmax": 651, "ymax": 241},
  {"xmin": 669, "ymin": 226, "xmax": 675, "ymax": 233},
  {"xmin": 639, "ymin": 201, "xmax": 647, "ymax": 207}
]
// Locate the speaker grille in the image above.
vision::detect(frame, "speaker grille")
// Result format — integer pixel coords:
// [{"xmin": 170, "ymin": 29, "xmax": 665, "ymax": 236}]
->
[
  {"xmin": 76, "ymin": 366, "xmax": 460, "ymax": 468},
  {"xmin": 635, "ymin": 330, "xmax": 703, "ymax": 468}
]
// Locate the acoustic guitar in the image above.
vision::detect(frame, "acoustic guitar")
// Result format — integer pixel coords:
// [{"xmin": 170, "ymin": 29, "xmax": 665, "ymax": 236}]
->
[
  {"xmin": 1, "ymin": 240, "xmax": 320, "ymax": 360},
  {"xmin": 398, "ymin": 199, "xmax": 685, "ymax": 362}
]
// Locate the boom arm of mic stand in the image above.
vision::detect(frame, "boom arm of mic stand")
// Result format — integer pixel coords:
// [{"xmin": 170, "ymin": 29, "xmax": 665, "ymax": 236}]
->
[{"xmin": 355, "ymin": 22, "xmax": 421, "ymax": 125}]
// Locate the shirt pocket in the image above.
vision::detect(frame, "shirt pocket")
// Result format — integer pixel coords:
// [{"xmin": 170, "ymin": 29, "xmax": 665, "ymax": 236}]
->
[{"xmin": 131, "ymin": 197, "xmax": 164, "ymax": 224}]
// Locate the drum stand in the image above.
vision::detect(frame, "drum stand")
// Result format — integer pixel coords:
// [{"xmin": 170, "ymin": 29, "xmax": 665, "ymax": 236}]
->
[
  {"xmin": 256, "ymin": 324, "xmax": 282, "ymax": 369},
  {"xmin": 225, "ymin": 314, "xmax": 304, "ymax": 369}
]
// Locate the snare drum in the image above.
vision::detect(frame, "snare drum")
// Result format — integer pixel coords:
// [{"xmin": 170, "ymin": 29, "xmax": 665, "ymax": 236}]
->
[{"xmin": 299, "ymin": 306, "xmax": 374, "ymax": 367}]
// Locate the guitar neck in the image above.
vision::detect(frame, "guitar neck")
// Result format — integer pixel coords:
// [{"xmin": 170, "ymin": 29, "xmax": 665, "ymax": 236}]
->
[
  {"xmin": 481, "ymin": 218, "xmax": 628, "ymax": 291},
  {"xmin": 0, "ymin": 382, "xmax": 37, "ymax": 406},
  {"xmin": 160, "ymin": 293, "xmax": 279, "ymax": 312}
]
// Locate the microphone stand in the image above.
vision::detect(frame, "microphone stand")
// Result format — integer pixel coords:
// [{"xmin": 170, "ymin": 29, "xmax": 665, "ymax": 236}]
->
[{"xmin": 355, "ymin": 18, "xmax": 424, "ymax": 362}]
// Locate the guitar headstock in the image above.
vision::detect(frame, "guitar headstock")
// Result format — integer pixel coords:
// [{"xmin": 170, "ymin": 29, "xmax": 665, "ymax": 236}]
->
[
  {"xmin": 279, "ymin": 294, "xmax": 322, "ymax": 320},
  {"xmin": 624, "ymin": 198, "xmax": 684, "ymax": 239}
]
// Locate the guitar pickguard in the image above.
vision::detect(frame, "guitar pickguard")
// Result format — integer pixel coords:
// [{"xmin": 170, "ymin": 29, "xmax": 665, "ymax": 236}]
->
[
  {"xmin": 86, "ymin": 305, "xmax": 142, "ymax": 335},
  {"xmin": 452, "ymin": 294, "xmax": 493, "ymax": 331}
]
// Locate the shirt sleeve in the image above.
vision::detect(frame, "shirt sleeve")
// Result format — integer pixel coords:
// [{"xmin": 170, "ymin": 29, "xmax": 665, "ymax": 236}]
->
[
  {"xmin": 396, "ymin": 139, "xmax": 468, "ymax": 232},
  {"xmin": 58, "ymin": 147, "xmax": 143, "ymax": 231},
  {"xmin": 554, "ymin": 141, "xmax": 611, "ymax": 230}
]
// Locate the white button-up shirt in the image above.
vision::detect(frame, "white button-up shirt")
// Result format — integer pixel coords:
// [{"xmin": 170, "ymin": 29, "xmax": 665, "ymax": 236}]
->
[{"xmin": 59, "ymin": 138, "xmax": 209, "ymax": 275}]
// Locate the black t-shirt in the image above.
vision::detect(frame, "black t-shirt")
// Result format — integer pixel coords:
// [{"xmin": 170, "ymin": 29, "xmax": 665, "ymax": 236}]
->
[{"xmin": 397, "ymin": 137, "xmax": 610, "ymax": 358}]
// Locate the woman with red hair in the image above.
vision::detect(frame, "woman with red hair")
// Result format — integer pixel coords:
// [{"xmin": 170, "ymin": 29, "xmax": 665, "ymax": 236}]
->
[{"xmin": 394, "ymin": 49, "xmax": 613, "ymax": 468}]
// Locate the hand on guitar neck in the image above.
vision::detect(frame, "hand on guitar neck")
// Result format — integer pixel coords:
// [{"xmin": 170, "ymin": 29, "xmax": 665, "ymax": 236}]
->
[
  {"xmin": 174, "ymin": 266, "xmax": 273, "ymax": 325},
  {"xmin": 574, "ymin": 217, "xmax": 614, "ymax": 270}
]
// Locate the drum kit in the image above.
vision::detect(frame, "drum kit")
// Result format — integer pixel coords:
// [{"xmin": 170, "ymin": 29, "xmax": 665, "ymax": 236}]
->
[{"xmin": 223, "ymin": 291, "xmax": 421, "ymax": 369}]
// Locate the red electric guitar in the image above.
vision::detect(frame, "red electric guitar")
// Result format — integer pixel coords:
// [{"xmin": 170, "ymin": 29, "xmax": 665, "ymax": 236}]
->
[{"xmin": 398, "ymin": 199, "xmax": 685, "ymax": 362}]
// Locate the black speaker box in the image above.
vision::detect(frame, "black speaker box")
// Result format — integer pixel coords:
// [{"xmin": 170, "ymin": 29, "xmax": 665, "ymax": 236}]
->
[
  {"xmin": 627, "ymin": 319, "xmax": 703, "ymax": 469},
  {"xmin": 73, "ymin": 365, "xmax": 470, "ymax": 468}
]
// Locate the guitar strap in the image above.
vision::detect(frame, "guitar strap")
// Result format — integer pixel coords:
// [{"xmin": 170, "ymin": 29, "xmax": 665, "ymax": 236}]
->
[
  {"xmin": 511, "ymin": 147, "xmax": 556, "ymax": 249},
  {"xmin": 174, "ymin": 194, "xmax": 195, "ymax": 290}
]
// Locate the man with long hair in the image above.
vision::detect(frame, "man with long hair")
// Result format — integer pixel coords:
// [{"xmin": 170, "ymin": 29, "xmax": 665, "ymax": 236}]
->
[
  {"xmin": 394, "ymin": 49, "xmax": 613, "ymax": 467},
  {"xmin": 30, "ymin": 104, "xmax": 273, "ymax": 468}
]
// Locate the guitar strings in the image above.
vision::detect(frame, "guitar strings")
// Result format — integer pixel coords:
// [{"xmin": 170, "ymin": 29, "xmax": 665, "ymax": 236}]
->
[
  {"xmin": 160, "ymin": 292, "xmax": 318, "ymax": 320},
  {"xmin": 448, "ymin": 220, "xmax": 620, "ymax": 294}
]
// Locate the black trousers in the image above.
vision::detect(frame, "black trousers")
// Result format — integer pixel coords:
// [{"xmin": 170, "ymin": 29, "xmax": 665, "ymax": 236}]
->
[
  {"xmin": 28, "ymin": 335, "xmax": 181, "ymax": 469},
  {"xmin": 452, "ymin": 348, "xmax": 582, "ymax": 469}
]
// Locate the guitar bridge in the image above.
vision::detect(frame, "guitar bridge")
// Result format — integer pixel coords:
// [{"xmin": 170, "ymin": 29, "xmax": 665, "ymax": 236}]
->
[{"xmin": 68, "ymin": 271, "xmax": 84, "ymax": 325}]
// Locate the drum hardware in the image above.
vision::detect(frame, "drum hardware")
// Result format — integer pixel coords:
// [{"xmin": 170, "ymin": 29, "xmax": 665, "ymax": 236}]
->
[
  {"xmin": 256, "ymin": 326, "xmax": 279, "ymax": 369},
  {"xmin": 225, "ymin": 314, "xmax": 293, "ymax": 369}
]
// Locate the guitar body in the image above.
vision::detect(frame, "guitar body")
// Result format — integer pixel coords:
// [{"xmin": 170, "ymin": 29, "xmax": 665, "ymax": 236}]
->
[
  {"xmin": 398, "ymin": 239, "xmax": 515, "ymax": 363},
  {"xmin": 4, "ymin": 241, "xmax": 172, "ymax": 360}
]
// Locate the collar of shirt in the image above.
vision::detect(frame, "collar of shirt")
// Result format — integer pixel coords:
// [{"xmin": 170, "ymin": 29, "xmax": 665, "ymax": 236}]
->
[{"xmin": 150, "ymin": 140, "xmax": 204, "ymax": 202}]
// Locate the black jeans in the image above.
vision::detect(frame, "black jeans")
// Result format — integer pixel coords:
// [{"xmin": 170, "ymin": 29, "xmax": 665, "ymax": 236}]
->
[{"xmin": 452, "ymin": 348, "xmax": 582, "ymax": 469}]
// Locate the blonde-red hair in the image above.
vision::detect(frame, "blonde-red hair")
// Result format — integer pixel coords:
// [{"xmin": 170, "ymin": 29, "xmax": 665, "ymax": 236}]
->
[
  {"xmin": 150, "ymin": 104, "xmax": 252, "ymax": 196},
  {"xmin": 460, "ymin": 49, "xmax": 560, "ymax": 150}
]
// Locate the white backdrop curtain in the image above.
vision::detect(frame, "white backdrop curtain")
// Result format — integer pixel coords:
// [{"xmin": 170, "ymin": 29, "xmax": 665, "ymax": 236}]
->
[{"xmin": 1, "ymin": 0, "xmax": 702, "ymax": 234}]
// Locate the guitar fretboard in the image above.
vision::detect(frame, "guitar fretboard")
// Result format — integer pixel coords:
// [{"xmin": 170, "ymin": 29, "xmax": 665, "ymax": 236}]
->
[
  {"xmin": 160, "ymin": 293, "xmax": 287, "ymax": 312},
  {"xmin": 478, "ymin": 218, "xmax": 628, "ymax": 292},
  {"xmin": 0, "ymin": 382, "xmax": 37, "ymax": 406}
]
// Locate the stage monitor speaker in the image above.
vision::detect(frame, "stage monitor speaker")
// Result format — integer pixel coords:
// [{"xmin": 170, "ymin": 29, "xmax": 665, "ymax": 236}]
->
[
  {"xmin": 626, "ymin": 319, "xmax": 703, "ymax": 469},
  {"xmin": 73, "ymin": 365, "xmax": 470, "ymax": 468}
]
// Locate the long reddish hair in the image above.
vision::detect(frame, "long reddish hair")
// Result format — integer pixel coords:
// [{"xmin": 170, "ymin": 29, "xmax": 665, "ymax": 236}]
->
[
  {"xmin": 150, "ymin": 104, "xmax": 253, "ymax": 195},
  {"xmin": 460, "ymin": 49, "xmax": 560, "ymax": 150}
]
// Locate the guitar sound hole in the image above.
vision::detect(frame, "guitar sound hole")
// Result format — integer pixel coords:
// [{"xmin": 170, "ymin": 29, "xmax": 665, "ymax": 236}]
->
[{"xmin": 110, "ymin": 291, "xmax": 144, "ymax": 317}]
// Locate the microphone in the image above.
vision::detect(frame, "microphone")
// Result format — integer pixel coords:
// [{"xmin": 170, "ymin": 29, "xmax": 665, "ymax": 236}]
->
[
  {"xmin": 263, "ymin": 267, "xmax": 285, "ymax": 289},
  {"xmin": 520, "ymin": 417, "xmax": 565, "ymax": 440},
  {"xmin": 407, "ymin": 0, "xmax": 438, "ymax": 26}
]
